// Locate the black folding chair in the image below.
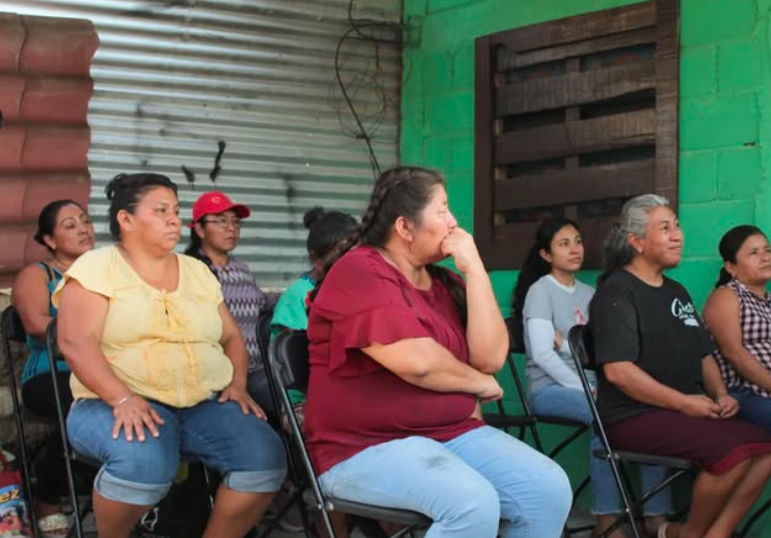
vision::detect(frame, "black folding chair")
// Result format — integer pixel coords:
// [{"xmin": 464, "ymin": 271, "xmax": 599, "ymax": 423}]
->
[
  {"xmin": 1, "ymin": 306, "xmax": 38, "ymax": 537},
  {"xmin": 567, "ymin": 324, "xmax": 694, "ymax": 538},
  {"xmin": 482, "ymin": 317, "xmax": 591, "ymax": 536},
  {"xmin": 45, "ymin": 318, "xmax": 93, "ymax": 538},
  {"xmin": 265, "ymin": 330, "xmax": 431, "ymax": 538},
  {"xmin": 257, "ymin": 303, "xmax": 276, "ymax": 363},
  {"xmin": 252, "ymin": 301, "xmax": 310, "ymax": 538}
]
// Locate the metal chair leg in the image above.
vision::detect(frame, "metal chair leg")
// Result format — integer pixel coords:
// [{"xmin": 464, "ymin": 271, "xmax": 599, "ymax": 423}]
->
[
  {"xmin": 2, "ymin": 335, "xmax": 38, "ymax": 537},
  {"xmin": 47, "ymin": 321, "xmax": 84, "ymax": 538},
  {"xmin": 202, "ymin": 465, "xmax": 215, "ymax": 510}
]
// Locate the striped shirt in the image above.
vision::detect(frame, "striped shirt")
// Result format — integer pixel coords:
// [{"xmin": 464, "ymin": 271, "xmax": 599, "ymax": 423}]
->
[{"xmin": 714, "ymin": 278, "xmax": 771, "ymax": 398}]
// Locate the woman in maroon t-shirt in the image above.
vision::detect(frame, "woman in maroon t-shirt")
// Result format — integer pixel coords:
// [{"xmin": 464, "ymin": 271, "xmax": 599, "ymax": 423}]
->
[{"xmin": 305, "ymin": 166, "xmax": 572, "ymax": 538}]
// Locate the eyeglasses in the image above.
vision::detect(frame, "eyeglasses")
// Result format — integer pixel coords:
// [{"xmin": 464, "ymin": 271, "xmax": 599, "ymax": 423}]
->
[{"xmin": 203, "ymin": 215, "xmax": 241, "ymax": 229}]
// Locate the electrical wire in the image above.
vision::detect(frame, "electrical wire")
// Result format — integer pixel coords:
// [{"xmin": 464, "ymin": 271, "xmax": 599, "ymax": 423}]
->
[{"xmin": 332, "ymin": 0, "xmax": 404, "ymax": 180}]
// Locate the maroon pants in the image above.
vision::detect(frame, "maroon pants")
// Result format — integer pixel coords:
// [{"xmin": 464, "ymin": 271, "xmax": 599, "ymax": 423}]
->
[{"xmin": 606, "ymin": 409, "xmax": 771, "ymax": 475}]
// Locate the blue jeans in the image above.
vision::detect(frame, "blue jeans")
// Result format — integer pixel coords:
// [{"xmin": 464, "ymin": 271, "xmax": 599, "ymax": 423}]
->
[
  {"xmin": 731, "ymin": 386, "xmax": 771, "ymax": 433},
  {"xmin": 67, "ymin": 398, "xmax": 287, "ymax": 506},
  {"xmin": 319, "ymin": 425, "xmax": 572, "ymax": 538},
  {"xmin": 531, "ymin": 383, "xmax": 673, "ymax": 515}
]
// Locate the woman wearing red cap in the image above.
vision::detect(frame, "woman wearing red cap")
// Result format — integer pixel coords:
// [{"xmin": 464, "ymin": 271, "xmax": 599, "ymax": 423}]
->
[{"xmin": 185, "ymin": 191, "xmax": 278, "ymax": 415}]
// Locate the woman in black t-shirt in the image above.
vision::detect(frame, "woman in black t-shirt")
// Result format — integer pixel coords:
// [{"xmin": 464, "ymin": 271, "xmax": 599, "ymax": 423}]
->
[{"xmin": 590, "ymin": 194, "xmax": 771, "ymax": 538}]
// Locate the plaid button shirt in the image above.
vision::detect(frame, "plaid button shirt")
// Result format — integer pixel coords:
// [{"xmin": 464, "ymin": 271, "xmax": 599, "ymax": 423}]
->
[{"xmin": 714, "ymin": 279, "xmax": 771, "ymax": 397}]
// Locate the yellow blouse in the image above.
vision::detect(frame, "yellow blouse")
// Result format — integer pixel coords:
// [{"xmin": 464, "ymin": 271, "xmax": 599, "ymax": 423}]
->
[{"xmin": 52, "ymin": 245, "xmax": 234, "ymax": 408}]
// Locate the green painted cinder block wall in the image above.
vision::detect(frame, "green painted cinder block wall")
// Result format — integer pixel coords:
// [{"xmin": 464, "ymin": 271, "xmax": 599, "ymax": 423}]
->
[{"xmin": 401, "ymin": 0, "xmax": 771, "ymax": 524}]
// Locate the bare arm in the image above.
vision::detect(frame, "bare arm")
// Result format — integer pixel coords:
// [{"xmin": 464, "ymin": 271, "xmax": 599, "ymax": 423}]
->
[
  {"xmin": 702, "ymin": 354, "xmax": 740, "ymax": 418},
  {"xmin": 362, "ymin": 337, "xmax": 502, "ymax": 400},
  {"xmin": 216, "ymin": 303, "xmax": 265, "ymax": 417},
  {"xmin": 703, "ymin": 287, "xmax": 771, "ymax": 392},
  {"xmin": 57, "ymin": 280, "xmax": 133, "ymax": 405},
  {"xmin": 441, "ymin": 228, "xmax": 507, "ymax": 373},
  {"xmin": 12, "ymin": 264, "xmax": 54, "ymax": 339},
  {"xmin": 702, "ymin": 354, "xmax": 730, "ymax": 399},
  {"xmin": 464, "ymin": 266, "xmax": 508, "ymax": 374},
  {"xmin": 603, "ymin": 361, "xmax": 720, "ymax": 418},
  {"xmin": 218, "ymin": 302, "xmax": 249, "ymax": 388}
]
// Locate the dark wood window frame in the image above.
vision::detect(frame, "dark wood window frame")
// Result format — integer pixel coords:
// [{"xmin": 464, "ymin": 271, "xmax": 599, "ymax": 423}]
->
[{"xmin": 474, "ymin": 0, "xmax": 679, "ymax": 270}]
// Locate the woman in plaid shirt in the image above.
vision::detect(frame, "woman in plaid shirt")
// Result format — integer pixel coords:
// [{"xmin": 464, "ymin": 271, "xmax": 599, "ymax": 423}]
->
[{"xmin": 704, "ymin": 225, "xmax": 771, "ymax": 433}]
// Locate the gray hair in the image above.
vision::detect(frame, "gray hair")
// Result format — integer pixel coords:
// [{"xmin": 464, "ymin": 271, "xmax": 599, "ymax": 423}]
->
[{"xmin": 600, "ymin": 194, "xmax": 670, "ymax": 282}]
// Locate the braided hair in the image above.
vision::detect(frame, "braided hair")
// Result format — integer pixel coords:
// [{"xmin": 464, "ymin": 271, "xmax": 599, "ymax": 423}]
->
[{"xmin": 311, "ymin": 166, "xmax": 468, "ymax": 324}]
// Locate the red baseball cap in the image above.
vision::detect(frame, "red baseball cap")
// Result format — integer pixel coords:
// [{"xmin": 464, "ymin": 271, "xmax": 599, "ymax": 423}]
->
[{"xmin": 189, "ymin": 191, "xmax": 251, "ymax": 228}]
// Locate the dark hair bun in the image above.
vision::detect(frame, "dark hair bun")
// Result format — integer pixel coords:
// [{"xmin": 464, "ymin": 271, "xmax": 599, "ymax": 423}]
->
[
  {"xmin": 104, "ymin": 172, "xmax": 177, "ymax": 241},
  {"xmin": 105, "ymin": 173, "xmax": 130, "ymax": 201},
  {"xmin": 33, "ymin": 230, "xmax": 45, "ymax": 246},
  {"xmin": 303, "ymin": 206, "xmax": 326, "ymax": 229}
]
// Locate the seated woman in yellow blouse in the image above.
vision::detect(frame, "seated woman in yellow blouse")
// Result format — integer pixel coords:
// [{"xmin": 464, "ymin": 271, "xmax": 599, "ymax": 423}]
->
[{"xmin": 54, "ymin": 173, "xmax": 286, "ymax": 538}]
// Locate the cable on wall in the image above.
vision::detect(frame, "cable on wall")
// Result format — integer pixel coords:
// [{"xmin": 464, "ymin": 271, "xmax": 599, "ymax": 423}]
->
[{"xmin": 331, "ymin": 0, "xmax": 404, "ymax": 180}]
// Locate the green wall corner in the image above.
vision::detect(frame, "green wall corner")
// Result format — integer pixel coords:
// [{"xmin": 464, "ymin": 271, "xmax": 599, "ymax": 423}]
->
[{"xmin": 401, "ymin": 0, "xmax": 771, "ymax": 528}]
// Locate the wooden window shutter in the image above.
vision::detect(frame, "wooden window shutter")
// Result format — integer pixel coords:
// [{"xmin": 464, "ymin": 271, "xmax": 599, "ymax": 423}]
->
[{"xmin": 474, "ymin": 0, "xmax": 679, "ymax": 270}]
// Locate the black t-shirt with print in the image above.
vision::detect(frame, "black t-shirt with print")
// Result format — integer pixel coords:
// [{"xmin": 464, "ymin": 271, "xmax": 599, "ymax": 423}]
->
[{"xmin": 589, "ymin": 269, "xmax": 715, "ymax": 424}]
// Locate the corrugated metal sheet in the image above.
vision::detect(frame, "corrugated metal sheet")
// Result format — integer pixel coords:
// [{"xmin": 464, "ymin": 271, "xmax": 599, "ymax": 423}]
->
[{"xmin": 0, "ymin": 0, "xmax": 402, "ymax": 287}]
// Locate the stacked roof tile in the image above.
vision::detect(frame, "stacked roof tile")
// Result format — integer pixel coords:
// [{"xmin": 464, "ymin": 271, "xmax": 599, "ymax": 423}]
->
[{"xmin": 0, "ymin": 13, "xmax": 97, "ymax": 287}]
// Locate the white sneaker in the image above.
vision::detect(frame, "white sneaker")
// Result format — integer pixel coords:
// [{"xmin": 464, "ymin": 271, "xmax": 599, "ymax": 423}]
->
[{"xmin": 38, "ymin": 513, "xmax": 72, "ymax": 538}]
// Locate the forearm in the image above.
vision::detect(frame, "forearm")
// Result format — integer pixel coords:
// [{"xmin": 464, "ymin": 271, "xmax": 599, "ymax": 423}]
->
[
  {"xmin": 222, "ymin": 336, "xmax": 249, "ymax": 388},
  {"xmin": 20, "ymin": 314, "xmax": 52, "ymax": 340},
  {"xmin": 401, "ymin": 357, "xmax": 492, "ymax": 396},
  {"xmin": 528, "ymin": 319, "xmax": 581, "ymax": 389},
  {"xmin": 465, "ymin": 268, "xmax": 507, "ymax": 373},
  {"xmin": 604, "ymin": 362, "xmax": 689, "ymax": 411},
  {"xmin": 702, "ymin": 356, "xmax": 729, "ymax": 399},
  {"xmin": 367, "ymin": 338, "xmax": 493, "ymax": 396},
  {"xmin": 533, "ymin": 352, "xmax": 582, "ymax": 389},
  {"xmin": 61, "ymin": 342, "xmax": 132, "ymax": 406},
  {"xmin": 721, "ymin": 348, "xmax": 771, "ymax": 392}
]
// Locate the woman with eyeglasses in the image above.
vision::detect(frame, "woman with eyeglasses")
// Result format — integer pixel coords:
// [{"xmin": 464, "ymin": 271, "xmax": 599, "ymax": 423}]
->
[{"xmin": 185, "ymin": 191, "xmax": 278, "ymax": 414}]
